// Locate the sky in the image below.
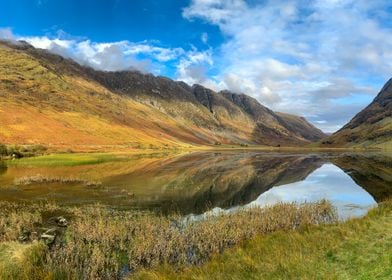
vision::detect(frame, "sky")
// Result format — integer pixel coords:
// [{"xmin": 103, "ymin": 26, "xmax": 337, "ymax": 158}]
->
[{"xmin": 1, "ymin": 0, "xmax": 392, "ymax": 132}]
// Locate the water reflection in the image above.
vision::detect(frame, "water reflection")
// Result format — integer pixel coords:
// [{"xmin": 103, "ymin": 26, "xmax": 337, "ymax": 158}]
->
[
  {"xmin": 188, "ymin": 164, "xmax": 377, "ymax": 221},
  {"xmin": 254, "ymin": 164, "xmax": 377, "ymax": 219},
  {"xmin": 0, "ymin": 152, "xmax": 390, "ymax": 216},
  {"xmin": 0, "ymin": 161, "xmax": 6, "ymax": 175}
]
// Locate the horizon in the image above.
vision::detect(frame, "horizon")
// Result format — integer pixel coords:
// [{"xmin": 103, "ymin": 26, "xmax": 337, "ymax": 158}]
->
[{"xmin": 1, "ymin": 0, "xmax": 392, "ymax": 133}]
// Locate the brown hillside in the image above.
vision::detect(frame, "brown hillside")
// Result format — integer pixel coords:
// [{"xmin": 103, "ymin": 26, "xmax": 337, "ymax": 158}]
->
[{"xmin": 0, "ymin": 40, "xmax": 325, "ymax": 150}]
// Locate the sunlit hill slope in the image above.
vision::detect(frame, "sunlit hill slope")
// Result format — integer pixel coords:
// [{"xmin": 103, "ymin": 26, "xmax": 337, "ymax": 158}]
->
[{"xmin": 0, "ymin": 40, "xmax": 326, "ymax": 150}]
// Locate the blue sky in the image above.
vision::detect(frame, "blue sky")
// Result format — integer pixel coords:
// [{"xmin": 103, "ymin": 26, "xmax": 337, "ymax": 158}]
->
[{"xmin": 1, "ymin": 0, "xmax": 392, "ymax": 132}]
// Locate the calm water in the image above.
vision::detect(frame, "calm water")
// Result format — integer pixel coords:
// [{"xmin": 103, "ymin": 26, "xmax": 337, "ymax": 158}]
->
[{"xmin": 0, "ymin": 152, "xmax": 391, "ymax": 218}]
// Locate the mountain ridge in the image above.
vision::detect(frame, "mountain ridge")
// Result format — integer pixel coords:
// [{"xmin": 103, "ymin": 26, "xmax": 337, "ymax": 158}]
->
[
  {"xmin": 0, "ymin": 39, "xmax": 326, "ymax": 150},
  {"xmin": 323, "ymin": 78, "xmax": 392, "ymax": 148}
]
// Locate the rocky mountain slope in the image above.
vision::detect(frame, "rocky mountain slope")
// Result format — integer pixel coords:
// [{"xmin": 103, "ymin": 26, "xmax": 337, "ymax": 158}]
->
[
  {"xmin": 0, "ymin": 40, "xmax": 325, "ymax": 150},
  {"xmin": 323, "ymin": 78, "xmax": 392, "ymax": 148}
]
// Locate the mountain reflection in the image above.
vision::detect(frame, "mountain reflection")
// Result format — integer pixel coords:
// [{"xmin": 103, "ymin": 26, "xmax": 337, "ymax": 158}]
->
[
  {"xmin": 187, "ymin": 163, "xmax": 377, "ymax": 221},
  {"xmin": 0, "ymin": 152, "xmax": 391, "ymax": 215}
]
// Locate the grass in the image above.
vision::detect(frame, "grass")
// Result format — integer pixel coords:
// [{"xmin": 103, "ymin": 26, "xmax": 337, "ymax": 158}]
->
[
  {"xmin": 1, "ymin": 200, "xmax": 391, "ymax": 279},
  {"xmin": 134, "ymin": 199, "xmax": 392, "ymax": 280},
  {"xmin": 0, "ymin": 242, "xmax": 48, "ymax": 280},
  {"xmin": 6, "ymin": 151, "xmax": 184, "ymax": 167},
  {"xmin": 0, "ymin": 201, "xmax": 335, "ymax": 279},
  {"xmin": 14, "ymin": 174, "xmax": 102, "ymax": 187},
  {"xmin": 6, "ymin": 153, "xmax": 129, "ymax": 167}
]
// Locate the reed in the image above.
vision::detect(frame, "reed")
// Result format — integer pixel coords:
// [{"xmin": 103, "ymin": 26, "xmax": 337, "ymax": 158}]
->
[
  {"xmin": 14, "ymin": 175, "xmax": 102, "ymax": 187},
  {"xmin": 0, "ymin": 201, "xmax": 336, "ymax": 279}
]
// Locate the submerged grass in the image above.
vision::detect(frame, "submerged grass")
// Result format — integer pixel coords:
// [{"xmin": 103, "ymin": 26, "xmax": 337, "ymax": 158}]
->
[
  {"xmin": 135, "ymin": 199, "xmax": 392, "ymax": 280},
  {"xmin": 14, "ymin": 174, "xmax": 102, "ymax": 187},
  {"xmin": 0, "ymin": 200, "xmax": 335, "ymax": 279},
  {"xmin": 6, "ymin": 151, "xmax": 179, "ymax": 167},
  {"xmin": 7, "ymin": 153, "xmax": 125, "ymax": 167}
]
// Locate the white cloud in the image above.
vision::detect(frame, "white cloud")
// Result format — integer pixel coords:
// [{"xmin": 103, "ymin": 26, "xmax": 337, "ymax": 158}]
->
[
  {"xmin": 183, "ymin": 0, "xmax": 392, "ymax": 132},
  {"xmin": 18, "ymin": 36, "xmax": 183, "ymax": 72},
  {"xmin": 0, "ymin": 29, "xmax": 209, "ymax": 74},
  {"xmin": 176, "ymin": 48, "xmax": 214, "ymax": 85}
]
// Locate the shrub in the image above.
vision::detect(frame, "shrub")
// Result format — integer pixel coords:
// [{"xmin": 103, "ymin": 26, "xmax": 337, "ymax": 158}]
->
[
  {"xmin": 0, "ymin": 144, "xmax": 7, "ymax": 157},
  {"xmin": 4, "ymin": 145, "xmax": 48, "ymax": 158}
]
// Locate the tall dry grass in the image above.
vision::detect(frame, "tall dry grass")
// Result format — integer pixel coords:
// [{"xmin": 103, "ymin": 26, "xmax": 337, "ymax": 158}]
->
[
  {"xmin": 134, "ymin": 199, "xmax": 392, "ymax": 280},
  {"xmin": 0, "ymin": 201, "xmax": 336, "ymax": 279},
  {"xmin": 14, "ymin": 175, "xmax": 102, "ymax": 187},
  {"xmin": 0, "ymin": 202, "xmax": 59, "ymax": 242}
]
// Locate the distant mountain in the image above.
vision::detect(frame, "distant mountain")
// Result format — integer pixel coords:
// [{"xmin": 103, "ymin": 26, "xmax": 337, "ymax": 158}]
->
[
  {"xmin": 323, "ymin": 78, "xmax": 392, "ymax": 148},
  {"xmin": 0, "ymin": 40, "xmax": 325, "ymax": 149},
  {"xmin": 275, "ymin": 112, "xmax": 326, "ymax": 142}
]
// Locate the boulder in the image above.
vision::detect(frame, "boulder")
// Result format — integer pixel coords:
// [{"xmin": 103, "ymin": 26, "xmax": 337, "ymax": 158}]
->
[{"xmin": 56, "ymin": 216, "xmax": 68, "ymax": 227}]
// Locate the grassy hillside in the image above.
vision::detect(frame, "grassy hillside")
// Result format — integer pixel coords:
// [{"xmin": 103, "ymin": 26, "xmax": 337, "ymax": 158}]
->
[
  {"xmin": 276, "ymin": 112, "xmax": 326, "ymax": 141},
  {"xmin": 0, "ymin": 40, "xmax": 326, "ymax": 150},
  {"xmin": 0, "ymin": 43, "xmax": 217, "ymax": 150}
]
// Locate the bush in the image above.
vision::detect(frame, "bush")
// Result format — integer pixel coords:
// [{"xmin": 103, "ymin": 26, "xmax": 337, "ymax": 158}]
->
[
  {"xmin": 4, "ymin": 145, "xmax": 48, "ymax": 158},
  {"xmin": 0, "ymin": 144, "xmax": 7, "ymax": 157}
]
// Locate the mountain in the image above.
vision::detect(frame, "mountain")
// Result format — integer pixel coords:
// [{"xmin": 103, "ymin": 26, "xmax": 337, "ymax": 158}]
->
[
  {"xmin": 275, "ymin": 112, "xmax": 326, "ymax": 142},
  {"xmin": 0, "ymin": 40, "xmax": 325, "ymax": 150},
  {"xmin": 323, "ymin": 78, "xmax": 392, "ymax": 148}
]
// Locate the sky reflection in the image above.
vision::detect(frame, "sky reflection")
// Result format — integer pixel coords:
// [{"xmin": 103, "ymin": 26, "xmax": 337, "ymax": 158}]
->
[{"xmin": 189, "ymin": 164, "xmax": 377, "ymax": 221}]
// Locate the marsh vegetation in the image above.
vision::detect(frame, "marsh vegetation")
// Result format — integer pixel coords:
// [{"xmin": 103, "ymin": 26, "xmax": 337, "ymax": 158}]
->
[
  {"xmin": 14, "ymin": 175, "xmax": 102, "ymax": 187},
  {"xmin": 0, "ymin": 201, "xmax": 335, "ymax": 279},
  {"xmin": 135, "ymin": 199, "xmax": 392, "ymax": 280}
]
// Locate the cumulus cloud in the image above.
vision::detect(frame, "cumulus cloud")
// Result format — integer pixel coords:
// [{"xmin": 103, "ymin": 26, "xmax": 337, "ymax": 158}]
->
[
  {"xmin": 0, "ymin": 29, "xmax": 208, "ymax": 75},
  {"xmin": 176, "ymin": 48, "xmax": 214, "ymax": 85},
  {"xmin": 16, "ymin": 35, "xmax": 183, "ymax": 72},
  {"xmin": 183, "ymin": 0, "xmax": 392, "ymax": 132}
]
